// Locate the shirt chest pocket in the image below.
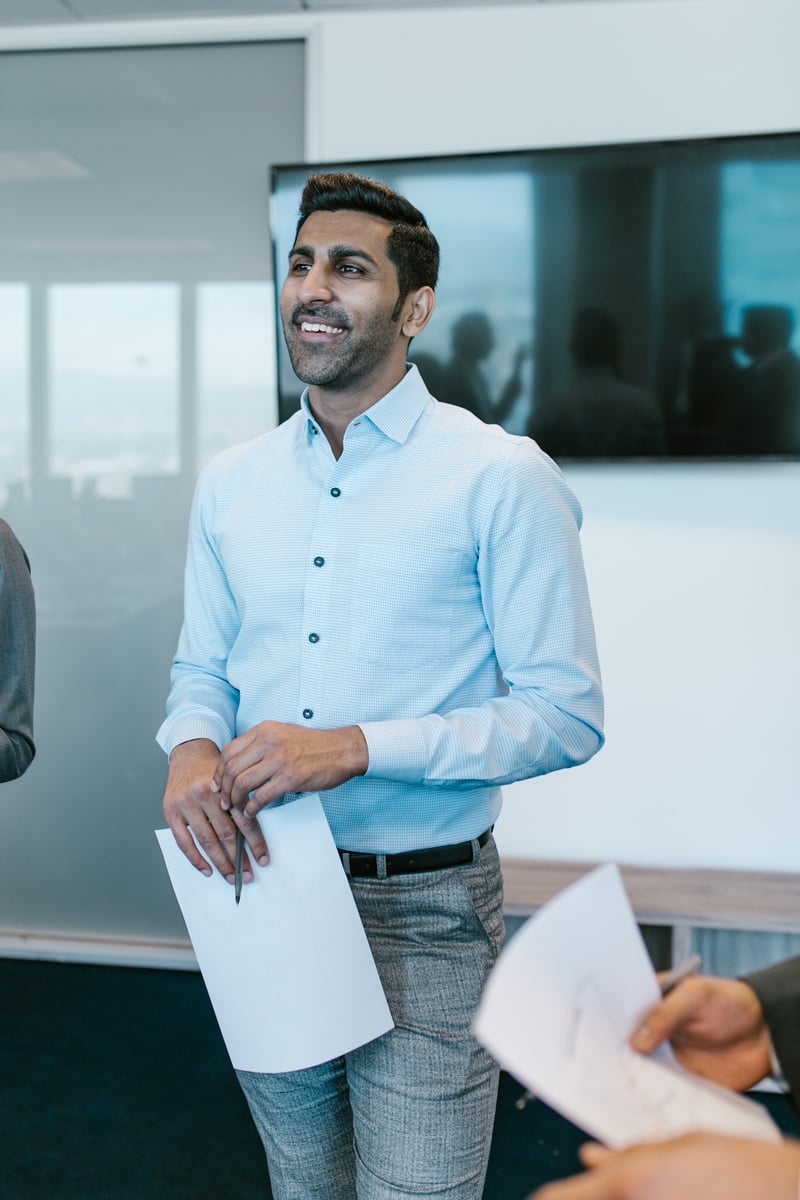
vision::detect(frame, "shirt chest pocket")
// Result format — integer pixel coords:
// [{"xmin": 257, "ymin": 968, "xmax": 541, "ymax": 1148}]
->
[{"xmin": 348, "ymin": 545, "xmax": 467, "ymax": 670}]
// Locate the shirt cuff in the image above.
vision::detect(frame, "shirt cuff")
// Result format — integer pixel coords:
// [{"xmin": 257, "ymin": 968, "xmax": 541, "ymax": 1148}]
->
[
  {"xmin": 156, "ymin": 715, "xmax": 229, "ymax": 757},
  {"xmin": 358, "ymin": 718, "xmax": 429, "ymax": 782},
  {"xmin": 768, "ymin": 1030, "xmax": 788, "ymax": 1091}
]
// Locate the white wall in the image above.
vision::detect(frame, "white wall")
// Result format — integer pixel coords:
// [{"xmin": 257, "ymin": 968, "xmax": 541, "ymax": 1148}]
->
[
  {"xmin": 311, "ymin": 0, "xmax": 800, "ymax": 161},
  {"xmin": 310, "ymin": 0, "xmax": 800, "ymax": 871}
]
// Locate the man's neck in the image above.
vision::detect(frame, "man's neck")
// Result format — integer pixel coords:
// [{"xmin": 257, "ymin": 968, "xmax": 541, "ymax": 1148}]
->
[{"xmin": 307, "ymin": 361, "xmax": 408, "ymax": 459}]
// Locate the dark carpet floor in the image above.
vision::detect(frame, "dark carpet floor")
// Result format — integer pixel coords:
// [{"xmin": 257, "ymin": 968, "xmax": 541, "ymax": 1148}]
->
[{"xmin": 2, "ymin": 958, "xmax": 797, "ymax": 1199}]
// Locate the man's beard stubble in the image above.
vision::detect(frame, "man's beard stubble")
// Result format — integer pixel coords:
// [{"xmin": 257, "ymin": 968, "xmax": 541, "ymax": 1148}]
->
[{"xmin": 282, "ymin": 301, "xmax": 402, "ymax": 391}]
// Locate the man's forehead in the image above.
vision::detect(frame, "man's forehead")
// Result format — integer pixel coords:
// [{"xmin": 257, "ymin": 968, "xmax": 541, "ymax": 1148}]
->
[{"xmin": 292, "ymin": 208, "xmax": 392, "ymax": 253}]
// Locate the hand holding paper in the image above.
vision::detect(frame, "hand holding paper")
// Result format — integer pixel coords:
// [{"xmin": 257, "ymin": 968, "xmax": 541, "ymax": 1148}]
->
[
  {"xmin": 157, "ymin": 793, "xmax": 393, "ymax": 1074},
  {"xmin": 473, "ymin": 863, "xmax": 779, "ymax": 1149}
]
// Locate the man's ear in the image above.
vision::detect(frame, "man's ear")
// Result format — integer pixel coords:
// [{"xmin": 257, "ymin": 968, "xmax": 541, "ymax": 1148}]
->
[{"xmin": 401, "ymin": 287, "xmax": 436, "ymax": 339}]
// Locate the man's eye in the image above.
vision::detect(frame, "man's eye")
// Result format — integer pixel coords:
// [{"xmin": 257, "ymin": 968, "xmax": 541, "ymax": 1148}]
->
[
  {"xmin": 337, "ymin": 263, "xmax": 362, "ymax": 275},
  {"xmin": 291, "ymin": 261, "xmax": 311, "ymax": 273}
]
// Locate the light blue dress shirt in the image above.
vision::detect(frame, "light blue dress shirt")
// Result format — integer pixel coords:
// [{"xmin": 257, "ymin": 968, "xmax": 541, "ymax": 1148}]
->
[{"xmin": 157, "ymin": 365, "xmax": 604, "ymax": 853}]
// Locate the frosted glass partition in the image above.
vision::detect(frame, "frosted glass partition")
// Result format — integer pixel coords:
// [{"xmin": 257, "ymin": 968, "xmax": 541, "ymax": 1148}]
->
[
  {"xmin": 50, "ymin": 284, "xmax": 181, "ymax": 490},
  {"xmin": 0, "ymin": 41, "xmax": 304, "ymax": 945},
  {"xmin": 198, "ymin": 282, "xmax": 277, "ymax": 467}
]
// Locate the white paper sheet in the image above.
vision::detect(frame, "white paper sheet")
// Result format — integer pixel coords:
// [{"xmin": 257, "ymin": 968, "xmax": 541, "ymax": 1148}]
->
[
  {"xmin": 473, "ymin": 863, "xmax": 779, "ymax": 1148},
  {"xmin": 156, "ymin": 793, "xmax": 394, "ymax": 1073}
]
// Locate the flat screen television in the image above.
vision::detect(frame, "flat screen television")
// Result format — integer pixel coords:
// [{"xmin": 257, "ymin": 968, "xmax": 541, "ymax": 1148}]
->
[{"xmin": 270, "ymin": 133, "xmax": 800, "ymax": 462}]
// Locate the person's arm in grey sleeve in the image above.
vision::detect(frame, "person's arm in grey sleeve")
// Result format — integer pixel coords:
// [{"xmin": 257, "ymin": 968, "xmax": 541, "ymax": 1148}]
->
[
  {"xmin": 745, "ymin": 955, "xmax": 800, "ymax": 1108},
  {"xmin": 0, "ymin": 521, "xmax": 36, "ymax": 782}
]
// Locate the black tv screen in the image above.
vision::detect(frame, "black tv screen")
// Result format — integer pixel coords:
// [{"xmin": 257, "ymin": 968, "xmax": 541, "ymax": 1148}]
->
[{"xmin": 271, "ymin": 133, "xmax": 800, "ymax": 462}]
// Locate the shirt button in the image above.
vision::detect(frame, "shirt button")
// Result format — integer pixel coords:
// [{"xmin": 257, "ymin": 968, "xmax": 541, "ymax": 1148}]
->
[
  {"xmin": 313, "ymin": 556, "xmax": 325, "ymax": 567},
  {"xmin": 302, "ymin": 708, "xmax": 314, "ymax": 720},
  {"xmin": 330, "ymin": 487, "xmax": 341, "ymax": 497},
  {"xmin": 308, "ymin": 633, "xmax": 320, "ymax": 643}
]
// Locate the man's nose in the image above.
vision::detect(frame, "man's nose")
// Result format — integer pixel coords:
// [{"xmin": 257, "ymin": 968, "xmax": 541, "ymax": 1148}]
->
[{"xmin": 298, "ymin": 263, "xmax": 333, "ymax": 302}]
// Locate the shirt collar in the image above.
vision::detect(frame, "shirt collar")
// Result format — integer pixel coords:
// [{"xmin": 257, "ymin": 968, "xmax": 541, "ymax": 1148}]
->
[{"xmin": 298, "ymin": 363, "xmax": 432, "ymax": 447}]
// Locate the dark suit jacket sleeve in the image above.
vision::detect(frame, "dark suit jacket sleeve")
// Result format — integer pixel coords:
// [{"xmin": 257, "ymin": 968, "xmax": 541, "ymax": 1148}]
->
[
  {"xmin": 744, "ymin": 955, "xmax": 800, "ymax": 1107},
  {"xmin": 0, "ymin": 520, "xmax": 36, "ymax": 782}
]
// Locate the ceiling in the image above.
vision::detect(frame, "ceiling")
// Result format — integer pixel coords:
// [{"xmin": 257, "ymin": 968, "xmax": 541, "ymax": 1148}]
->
[{"xmin": 0, "ymin": 0, "xmax": 643, "ymax": 26}]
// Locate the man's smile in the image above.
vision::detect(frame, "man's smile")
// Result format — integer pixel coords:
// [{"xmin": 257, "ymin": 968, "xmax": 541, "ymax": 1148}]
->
[{"xmin": 299, "ymin": 320, "xmax": 347, "ymax": 336}]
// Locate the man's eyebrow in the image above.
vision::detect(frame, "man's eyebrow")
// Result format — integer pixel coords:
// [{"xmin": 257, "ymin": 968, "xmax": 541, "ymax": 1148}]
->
[{"xmin": 288, "ymin": 243, "xmax": 380, "ymax": 268}]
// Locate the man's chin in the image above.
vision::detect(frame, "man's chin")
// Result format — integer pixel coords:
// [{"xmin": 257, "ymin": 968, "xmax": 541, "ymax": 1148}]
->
[
  {"xmin": 286, "ymin": 344, "xmax": 353, "ymax": 385},
  {"xmin": 290, "ymin": 362, "xmax": 350, "ymax": 390}
]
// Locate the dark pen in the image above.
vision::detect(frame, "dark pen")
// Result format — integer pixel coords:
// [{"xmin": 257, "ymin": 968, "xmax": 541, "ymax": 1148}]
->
[{"xmin": 234, "ymin": 828, "xmax": 244, "ymax": 905}]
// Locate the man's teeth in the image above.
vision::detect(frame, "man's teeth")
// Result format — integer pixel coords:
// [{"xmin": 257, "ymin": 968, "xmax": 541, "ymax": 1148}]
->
[{"xmin": 301, "ymin": 321, "xmax": 345, "ymax": 334}]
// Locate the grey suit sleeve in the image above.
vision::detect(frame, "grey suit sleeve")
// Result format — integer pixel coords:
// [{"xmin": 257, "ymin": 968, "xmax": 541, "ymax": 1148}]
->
[
  {"xmin": 0, "ymin": 521, "xmax": 36, "ymax": 782},
  {"xmin": 744, "ymin": 955, "xmax": 800, "ymax": 1108}
]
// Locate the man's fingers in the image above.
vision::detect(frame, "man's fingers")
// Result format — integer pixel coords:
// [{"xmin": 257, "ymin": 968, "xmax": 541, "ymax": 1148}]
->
[
  {"xmin": 168, "ymin": 810, "xmax": 241, "ymax": 882},
  {"xmin": 169, "ymin": 805, "xmax": 269, "ymax": 882},
  {"xmin": 631, "ymin": 981, "xmax": 706, "ymax": 1052},
  {"xmin": 169, "ymin": 820, "xmax": 214, "ymax": 877},
  {"xmin": 213, "ymin": 728, "xmax": 273, "ymax": 804},
  {"xmin": 236, "ymin": 809, "xmax": 270, "ymax": 867},
  {"xmin": 190, "ymin": 809, "xmax": 243, "ymax": 882},
  {"xmin": 221, "ymin": 759, "xmax": 266, "ymax": 811},
  {"xmin": 579, "ymin": 1145, "xmax": 612, "ymax": 1169},
  {"xmin": 245, "ymin": 773, "xmax": 294, "ymax": 816}
]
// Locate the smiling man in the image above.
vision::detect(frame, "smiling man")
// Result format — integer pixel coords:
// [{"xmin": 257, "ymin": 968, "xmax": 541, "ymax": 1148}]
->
[{"xmin": 158, "ymin": 172, "xmax": 604, "ymax": 1200}]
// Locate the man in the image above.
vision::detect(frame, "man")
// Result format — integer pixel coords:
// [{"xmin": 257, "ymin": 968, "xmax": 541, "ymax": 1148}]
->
[
  {"xmin": 158, "ymin": 172, "xmax": 603, "ymax": 1200},
  {"xmin": 531, "ymin": 957, "xmax": 800, "ymax": 1200},
  {"xmin": 0, "ymin": 519, "xmax": 36, "ymax": 782}
]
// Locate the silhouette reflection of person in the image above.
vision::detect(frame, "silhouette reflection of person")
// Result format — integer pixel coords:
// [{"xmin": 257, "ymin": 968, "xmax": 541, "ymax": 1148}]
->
[
  {"xmin": 440, "ymin": 311, "xmax": 527, "ymax": 426},
  {"xmin": 530, "ymin": 307, "xmax": 665, "ymax": 458},
  {"xmin": 733, "ymin": 304, "xmax": 800, "ymax": 455},
  {"xmin": 684, "ymin": 333, "xmax": 746, "ymax": 453},
  {"xmin": 686, "ymin": 305, "xmax": 800, "ymax": 455}
]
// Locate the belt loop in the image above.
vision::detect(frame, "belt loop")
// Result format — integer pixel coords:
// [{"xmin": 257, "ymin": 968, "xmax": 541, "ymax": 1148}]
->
[
  {"xmin": 341, "ymin": 851, "xmax": 351, "ymax": 876},
  {"xmin": 470, "ymin": 837, "xmax": 480, "ymax": 863},
  {"xmin": 376, "ymin": 853, "xmax": 388, "ymax": 880}
]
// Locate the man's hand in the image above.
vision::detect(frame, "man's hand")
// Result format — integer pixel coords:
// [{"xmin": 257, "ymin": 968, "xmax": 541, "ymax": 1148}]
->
[
  {"xmin": 629, "ymin": 974, "xmax": 771, "ymax": 1091},
  {"xmin": 211, "ymin": 721, "xmax": 368, "ymax": 816},
  {"xmin": 162, "ymin": 738, "xmax": 270, "ymax": 882},
  {"xmin": 529, "ymin": 1134, "xmax": 800, "ymax": 1200}
]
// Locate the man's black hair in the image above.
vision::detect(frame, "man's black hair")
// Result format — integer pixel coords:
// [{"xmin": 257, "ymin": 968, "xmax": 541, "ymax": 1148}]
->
[{"xmin": 295, "ymin": 172, "xmax": 440, "ymax": 304}]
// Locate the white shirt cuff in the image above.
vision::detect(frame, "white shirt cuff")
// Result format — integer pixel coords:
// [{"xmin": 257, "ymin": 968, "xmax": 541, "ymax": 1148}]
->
[{"xmin": 359, "ymin": 718, "xmax": 428, "ymax": 782}]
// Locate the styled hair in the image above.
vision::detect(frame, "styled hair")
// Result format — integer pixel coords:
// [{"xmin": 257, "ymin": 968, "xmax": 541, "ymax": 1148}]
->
[{"xmin": 295, "ymin": 172, "xmax": 440, "ymax": 300}]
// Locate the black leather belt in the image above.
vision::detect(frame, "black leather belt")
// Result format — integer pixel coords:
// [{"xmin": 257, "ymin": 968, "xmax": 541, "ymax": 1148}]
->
[{"xmin": 338, "ymin": 829, "xmax": 492, "ymax": 879}]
